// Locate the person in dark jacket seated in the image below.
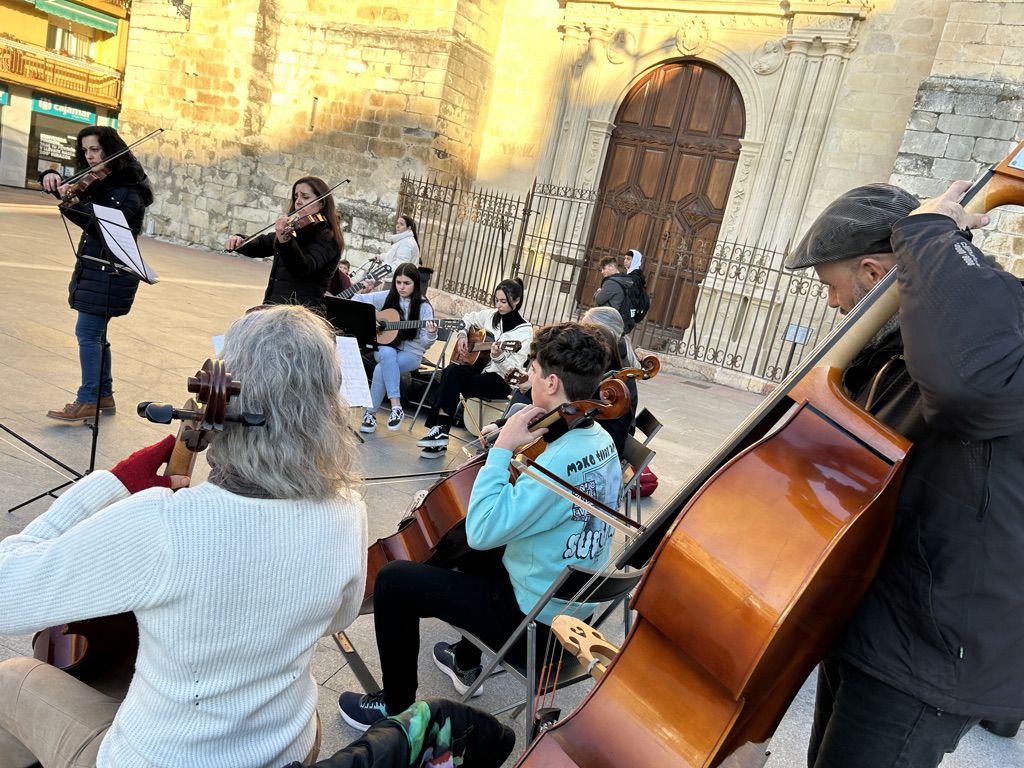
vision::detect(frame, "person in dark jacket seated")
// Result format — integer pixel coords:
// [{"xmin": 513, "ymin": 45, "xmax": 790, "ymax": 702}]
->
[
  {"xmin": 785, "ymin": 182, "xmax": 1024, "ymax": 767},
  {"xmin": 225, "ymin": 175, "xmax": 344, "ymax": 315},
  {"xmin": 40, "ymin": 126, "xmax": 154, "ymax": 422}
]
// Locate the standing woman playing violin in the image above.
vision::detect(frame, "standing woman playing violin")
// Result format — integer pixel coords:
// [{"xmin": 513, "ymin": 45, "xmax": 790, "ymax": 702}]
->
[
  {"xmin": 418, "ymin": 278, "xmax": 532, "ymax": 458},
  {"xmin": 39, "ymin": 126, "xmax": 154, "ymax": 422},
  {"xmin": 224, "ymin": 176, "xmax": 344, "ymax": 315},
  {"xmin": 352, "ymin": 262, "xmax": 437, "ymax": 433},
  {"xmin": 0, "ymin": 305, "xmax": 367, "ymax": 768}
]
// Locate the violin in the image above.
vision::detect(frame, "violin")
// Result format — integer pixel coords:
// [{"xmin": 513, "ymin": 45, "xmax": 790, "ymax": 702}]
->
[
  {"xmin": 46, "ymin": 128, "xmax": 164, "ymax": 207},
  {"xmin": 226, "ymin": 179, "xmax": 350, "ymax": 252},
  {"xmin": 516, "ymin": 145, "xmax": 1024, "ymax": 767},
  {"xmin": 31, "ymin": 359, "xmax": 262, "ymax": 681},
  {"xmin": 362, "ymin": 378, "xmax": 630, "ymax": 607}
]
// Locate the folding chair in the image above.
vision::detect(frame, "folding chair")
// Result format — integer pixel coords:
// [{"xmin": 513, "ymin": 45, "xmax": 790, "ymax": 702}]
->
[
  {"xmin": 460, "ymin": 394, "xmax": 510, "ymax": 435},
  {"xmin": 634, "ymin": 407, "xmax": 662, "ymax": 445},
  {"xmin": 621, "ymin": 435, "xmax": 656, "ymax": 526},
  {"xmin": 407, "ymin": 327, "xmax": 455, "ymax": 432},
  {"xmin": 456, "ymin": 564, "xmax": 645, "ymax": 724}
]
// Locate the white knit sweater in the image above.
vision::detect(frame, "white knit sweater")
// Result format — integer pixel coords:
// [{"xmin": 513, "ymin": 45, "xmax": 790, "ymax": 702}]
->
[{"xmin": 0, "ymin": 472, "xmax": 367, "ymax": 767}]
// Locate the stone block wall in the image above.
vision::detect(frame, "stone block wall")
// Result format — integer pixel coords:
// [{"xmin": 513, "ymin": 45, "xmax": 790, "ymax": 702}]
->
[
  {"xmin": 805, "ymin": 0, "xmax": 952, "ymax": 233},
  {"xmin": 120, "ymin": 0, "xmax": 506, "ymax": 264},
  {"xmin": 890, "ymin": 1, "xmax": 1024, "ymax": 273}
]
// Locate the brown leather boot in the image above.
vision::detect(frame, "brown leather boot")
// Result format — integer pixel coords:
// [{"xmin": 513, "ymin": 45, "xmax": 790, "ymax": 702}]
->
[
  {"xmin": 46, "ymin": 401, "xmax": 97, "ymax": 422},
  {"xmin": 98, "ymin": 395, "xmax": 116, "ymax": 414}
]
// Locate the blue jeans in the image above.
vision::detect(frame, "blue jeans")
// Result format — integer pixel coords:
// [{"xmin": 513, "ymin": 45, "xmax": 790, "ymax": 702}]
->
[
  {"xmin": 75, "ymin": 311, "xmax": 112, "ymax": 403},
  {"xmin": 369, "ymin": 346, "xmax": 422, "ymax": 409},
  {"xmin": 809, "ymin": 658, "xmax": 978, "ymax": 768}
]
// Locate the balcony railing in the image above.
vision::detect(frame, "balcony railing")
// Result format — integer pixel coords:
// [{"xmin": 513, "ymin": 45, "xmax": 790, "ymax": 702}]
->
[{"xmin": 0, "ymin": 36, "xmax": 122, "ymax": 108}]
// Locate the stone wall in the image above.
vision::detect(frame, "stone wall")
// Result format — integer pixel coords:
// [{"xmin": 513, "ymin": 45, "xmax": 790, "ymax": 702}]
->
[
  {"xmin": 120, "ymin": 0, "xmax": 505, "ymax": 263},
  {"xmin": 890, "ymin": 1, "xmax": 1024, "ymax": 273}
]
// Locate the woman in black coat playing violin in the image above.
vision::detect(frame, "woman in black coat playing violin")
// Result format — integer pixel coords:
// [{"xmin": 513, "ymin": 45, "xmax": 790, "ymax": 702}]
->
[
  {"xmin": 40, "ymin": 126, "xmax": 154, "ymax": 423},
  {"xmin": 225, "ymin": 176, "xmax": 344, "ymax": 315}
]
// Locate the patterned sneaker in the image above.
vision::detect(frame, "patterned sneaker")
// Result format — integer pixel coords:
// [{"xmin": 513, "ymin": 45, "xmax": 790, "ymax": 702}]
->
[
  {"xmin": 386, "ymin": 406, "xmax": 404, "ymax": 431},
  {"xmin": 420, "ymin": 444, "xmax": 448, "ymax": 459},
  {"xmin": 338, "ymin": 690, "xmax": 390, "ymax": 732},
  {"xmin": 432, "ymin": 642, "xmax": 484, "ymax": 697},
  {"xmin": 360, "ymin": 411, "xmax": 376, "ymax": 433},
  {"xmin": 416, "ymin": 425, "xmax": 449, "ymax": 448}
]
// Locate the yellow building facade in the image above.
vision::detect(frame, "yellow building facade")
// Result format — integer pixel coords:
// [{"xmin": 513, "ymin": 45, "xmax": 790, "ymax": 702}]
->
[{"xmin": 0, "ymin": 0, "xmax": 131, "ymax": 186}]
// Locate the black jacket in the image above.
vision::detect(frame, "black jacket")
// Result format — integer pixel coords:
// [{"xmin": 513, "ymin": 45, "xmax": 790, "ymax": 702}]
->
[
  {"xmin": 42, "ymin": 162, "xmax": 153, "ymax": 317},
  {"xmin": 236, "ymin": 222, "xmax": 341, "ymax": 314},
  {"xmin": 838, "ymin": 214, "xmax": 1024, "ymax": 719},
  {"xmin": 594, "ymin": 274, "xmax": 635, "ymax": 332}
]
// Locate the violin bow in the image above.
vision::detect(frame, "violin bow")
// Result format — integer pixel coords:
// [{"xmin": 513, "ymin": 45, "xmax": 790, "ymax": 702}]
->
[
  {"xmin": 53, "ymin": 128, "xmax": 165, "ymax": 193},
  {"xmin": 227, "ymin": 178, "xmax": 351, "ymax": 252}
]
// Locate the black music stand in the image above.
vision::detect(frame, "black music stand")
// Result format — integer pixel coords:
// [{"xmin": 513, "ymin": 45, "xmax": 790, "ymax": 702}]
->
[
  {"xmin": 324, "ymin": 296, "xmax": 379, "ymax": 352},
  {"xmin": 5, "ymin": 204, "xmax": 157, "ymax": 512}
]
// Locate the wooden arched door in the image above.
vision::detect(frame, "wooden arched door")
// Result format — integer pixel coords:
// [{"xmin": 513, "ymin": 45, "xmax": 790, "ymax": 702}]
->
[{"xmin": 580, "ymin": 60, "xmax": 745, "ymax": 335}]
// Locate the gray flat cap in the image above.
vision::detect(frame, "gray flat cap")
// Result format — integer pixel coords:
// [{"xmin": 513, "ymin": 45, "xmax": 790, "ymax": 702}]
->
[{"xmin": 785, "ymin": 183, "xmax": 920, "ymax": 270}]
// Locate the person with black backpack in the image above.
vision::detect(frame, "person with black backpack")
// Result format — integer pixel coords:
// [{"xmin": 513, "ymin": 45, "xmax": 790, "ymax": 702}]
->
[{"xmin": 593, "ymin": 255, "xmax": 636, "ymax": 332}]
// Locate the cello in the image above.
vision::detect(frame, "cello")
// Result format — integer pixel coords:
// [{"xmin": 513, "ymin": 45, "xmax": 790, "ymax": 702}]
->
[
  {"xmin": 31, "ymin": 359, "xmax": 262, "ymax": 681},
  {"xmin": 516, "ymin": 149, "xmax": 1024, "ymax": 767}
]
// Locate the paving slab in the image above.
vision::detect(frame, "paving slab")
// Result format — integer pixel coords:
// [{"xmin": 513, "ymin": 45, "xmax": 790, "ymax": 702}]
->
[{"xmin": 0, "ymin": 186, "xmax": 1019, "ymax": 765}]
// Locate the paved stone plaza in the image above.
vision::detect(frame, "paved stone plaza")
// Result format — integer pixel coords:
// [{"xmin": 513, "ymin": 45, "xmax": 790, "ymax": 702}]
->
[{"xmin": 0, "ymin": 186, "xmax": 1019, "ymax": 765}]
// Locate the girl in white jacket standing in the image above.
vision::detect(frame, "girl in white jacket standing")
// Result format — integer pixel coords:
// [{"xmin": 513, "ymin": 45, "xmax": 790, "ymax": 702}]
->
[{"xmin": 381, "ymin": 215, "xmax": 420, "ymax": 269}]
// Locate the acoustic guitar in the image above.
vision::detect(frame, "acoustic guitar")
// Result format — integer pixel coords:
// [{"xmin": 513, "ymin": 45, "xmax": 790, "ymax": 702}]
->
[{"xmin": 374, "ymin": 309, "xmax": 465, "ymax": 345}]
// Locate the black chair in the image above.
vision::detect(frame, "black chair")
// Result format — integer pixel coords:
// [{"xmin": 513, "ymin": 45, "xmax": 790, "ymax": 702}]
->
[
  {"xmin": 407, "ymin": 327, "xmax": 455, "ymax": 432},
  {"xmin": 621, "ymin": 435, "xmax": 656, "ymax": 526},
  {"xmin": 634, "ymin": 407, "xmax": 663, "ymax": 445},
  {"xmin": 456, "ymin": 564, "xmax": 645, "ymax": 721}
]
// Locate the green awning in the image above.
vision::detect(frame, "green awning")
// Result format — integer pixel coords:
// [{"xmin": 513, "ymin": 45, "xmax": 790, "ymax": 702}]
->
[{"xmin": 35, "ymin": 0, "xmax": 119, "ymax": 35}]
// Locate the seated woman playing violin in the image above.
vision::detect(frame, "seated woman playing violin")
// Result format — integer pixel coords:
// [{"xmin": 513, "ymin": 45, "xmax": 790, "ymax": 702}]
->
[
  {"xmin": 339, "ymin": 322, "xmax": 622, "ymax": 731},
  {"xmin": 225, "ymin": 176, "xmax": 344, "ymax": 315},
  {"xmin": 352, "ymin": 262, "xmax": 438, "ymax": 432},
  {"xmin": 418, "ymin": 277, "xmax": 533, "ymax": 458},
  {"xmin": 0, "ymin": 306, "xmax": 367, "ymax": 767}
]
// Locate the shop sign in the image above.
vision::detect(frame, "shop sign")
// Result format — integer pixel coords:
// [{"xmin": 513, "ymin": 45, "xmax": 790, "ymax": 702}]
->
[
  {"xmin": 32, "ymin": 95, "xmax": 96, "ymax": 125},
  {"xmin": 0, "ymin": 83, "xmax": 8, "ymax": 107}
]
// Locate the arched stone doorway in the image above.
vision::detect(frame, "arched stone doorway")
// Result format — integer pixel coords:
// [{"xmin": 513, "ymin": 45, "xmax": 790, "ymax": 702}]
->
[{"xmin": 580, "ymin": 59, "xmax": 745, "ymax": 336}]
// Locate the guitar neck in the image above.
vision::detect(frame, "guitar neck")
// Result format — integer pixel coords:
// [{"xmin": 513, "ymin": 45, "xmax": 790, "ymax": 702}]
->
[{"xmin": 383, "ymin": 319, "xmax": 432, "ymax": 330}]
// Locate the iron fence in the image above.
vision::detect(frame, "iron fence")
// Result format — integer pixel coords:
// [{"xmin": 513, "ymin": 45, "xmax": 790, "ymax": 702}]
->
[{"xmin": 397, "ymin": 174, "xmax": 837, "ymax": 383}]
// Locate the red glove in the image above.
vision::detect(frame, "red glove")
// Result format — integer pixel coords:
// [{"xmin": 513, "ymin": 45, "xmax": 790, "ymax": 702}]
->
[{"xmin": 110, "ymin": 435, "xmax": 177, "ymax": 494}]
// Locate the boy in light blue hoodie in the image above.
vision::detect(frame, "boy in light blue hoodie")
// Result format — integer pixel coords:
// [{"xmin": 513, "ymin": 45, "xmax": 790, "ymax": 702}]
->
[{"xmin": 340, "ymin": 322, "xmax": 622, "ymax": 731}]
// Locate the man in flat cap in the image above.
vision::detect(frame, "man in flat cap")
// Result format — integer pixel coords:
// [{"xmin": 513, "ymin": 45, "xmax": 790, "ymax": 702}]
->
[{"xmin": 791, "ymin": 181, "xmax": 1024, "ymax": 767}]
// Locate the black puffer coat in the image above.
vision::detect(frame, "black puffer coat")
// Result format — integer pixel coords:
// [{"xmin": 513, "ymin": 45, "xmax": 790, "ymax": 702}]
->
[
  {"xmin": 43, "ymin": 161, "xmax": 153, "ymax": 317},
  {"xmin": 235, "ymin": 221, "xmax": 341, "ymax": 314},
  {"xmin": 838, "ymin": 213, "xmax": 1024, "ymax": 720}
]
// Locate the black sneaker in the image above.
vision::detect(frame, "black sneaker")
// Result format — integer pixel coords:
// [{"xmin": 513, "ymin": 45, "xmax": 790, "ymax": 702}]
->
[
  {"xmin": 416, "ymin": 425, "xmax": 449, "ymax": 448},
  {"xmin": 432, "ymin": 642, "xmax": 484, "ymax": 697},
  {"xmin": 387, "ymin": 406, "xmax": 404, "ymax": 431},
  {"xmin": 360, "ymin": 412, "xmax": 376, "ymax": 434},
  {"xmin": 420, "ymin": 445, "xmax": 448, "ymax": 459},
  {"xmin": 338, "ymin": 690, "xmax": 389, "ymax": 732}
]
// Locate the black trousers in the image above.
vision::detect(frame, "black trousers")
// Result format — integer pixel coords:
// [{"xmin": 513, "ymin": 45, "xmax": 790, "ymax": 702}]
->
[
  {"xmin": 426, "ymin": 365, "xmax": 510, "ymax": 427},
  {"xmin": 808, "ymin": 657, "xmax": 978, "ymax": 768},
  {"xmin": 373, "ymin": 548, "xmax": 550, "ymax": 714}
]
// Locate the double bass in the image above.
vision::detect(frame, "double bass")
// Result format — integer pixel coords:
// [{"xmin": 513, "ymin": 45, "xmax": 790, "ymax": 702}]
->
[{"xmin": 517, "ymin": 149, "xmax": 1024, "ymax": 767}]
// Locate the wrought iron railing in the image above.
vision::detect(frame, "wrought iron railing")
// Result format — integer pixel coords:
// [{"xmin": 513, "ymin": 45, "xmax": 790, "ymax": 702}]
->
[
  {"xmin": 397, "ymin": 174, "xmax": 836, "ymax": 383},
  {"xmin": 0, "ymin": 36, "xmax": 123, "ymax": 106}
]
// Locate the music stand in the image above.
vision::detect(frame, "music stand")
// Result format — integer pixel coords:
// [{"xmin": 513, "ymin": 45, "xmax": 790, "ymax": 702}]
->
[
  {"xmin": 324, "ymin": 296, "xmax": 379, "ymax": 352},
  {"xmin": 6, "ymin": 204, "xmax": 157, "ymax": 512}
]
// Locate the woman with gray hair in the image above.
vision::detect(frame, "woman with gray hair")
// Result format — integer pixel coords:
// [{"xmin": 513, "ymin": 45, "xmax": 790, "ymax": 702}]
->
[
  {"xmin": 0, "ymin": 305, "xmax": 367, "ymax": 768},
  {"xmin": 582, "ymin": 305, "xmax": 640, "ymax": 368}
]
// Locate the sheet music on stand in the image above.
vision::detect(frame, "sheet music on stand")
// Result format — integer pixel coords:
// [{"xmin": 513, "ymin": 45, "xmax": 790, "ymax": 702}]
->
[
  {"xmin": 336, "ymin": 335, "xmax": 372, "ymax": 408},
  {"xmin": 91, "ymin": 203, "xmax": 159, "ymax": 283}
]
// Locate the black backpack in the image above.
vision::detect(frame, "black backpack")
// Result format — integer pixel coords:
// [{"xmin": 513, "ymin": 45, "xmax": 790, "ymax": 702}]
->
[{"xmin": 612, "ymin": 272, "xmax": 650, "ymax": 330}]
